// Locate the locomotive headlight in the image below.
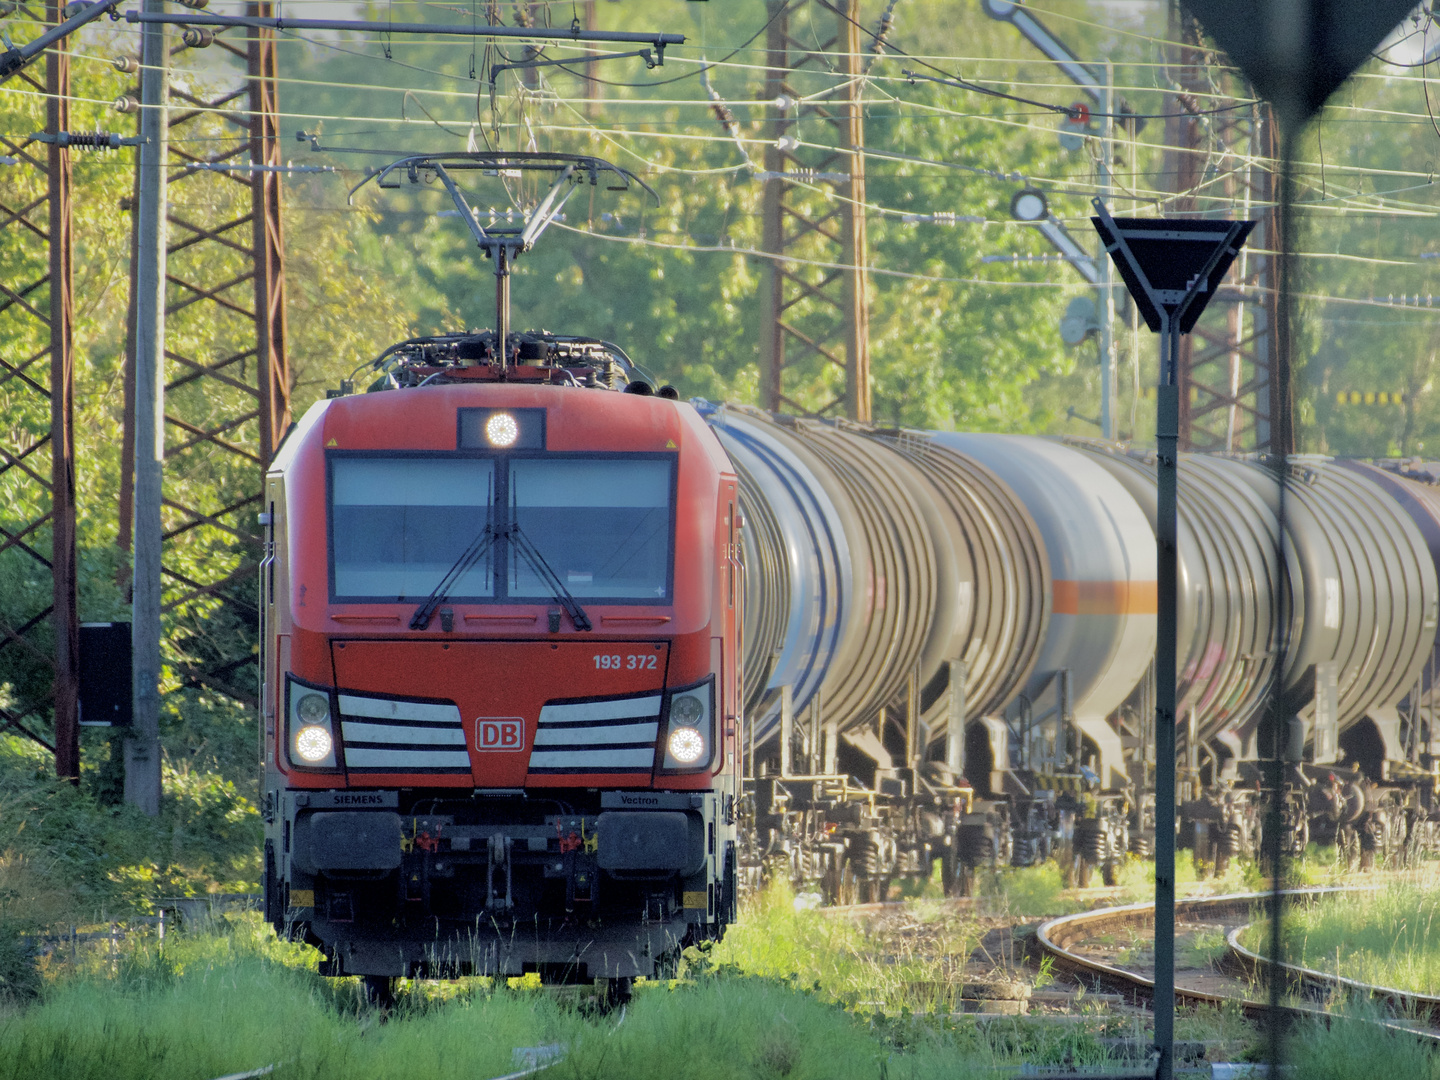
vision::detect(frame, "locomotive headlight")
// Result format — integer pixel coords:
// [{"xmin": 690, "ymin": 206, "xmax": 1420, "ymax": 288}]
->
[
  {"xmin": 296, "ymin": 693, "xmax": 330, "ymax": 724},
  {"xmin": 669, "ymin": 694, "xmax": 704, "ymax": 726},
  {"xmin": 286, "ymin": 676, "xmax": 338, "ymax": 769},
  {"xmin": 667, "ymin": 726, "xmax": 705, "ymax": 764},
  {"xmin": 661, "ymin": 680, "xmax": 714, "ymax": 771},
  {"xmin": 295, "ymin": 725, "xmax": 334, "ymax": 762},
  {"xmin": 485, "ymin": 411, "xmax": 519, "ymax": 448}
]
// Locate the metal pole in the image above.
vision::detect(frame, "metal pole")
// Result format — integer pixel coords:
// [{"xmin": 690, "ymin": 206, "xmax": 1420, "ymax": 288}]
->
[
  {"xmin": 248, "ymin": 2, "xmax": 290, "ymax": 465},
  {"xmin": 1265, "ymin": 122, "xmax": 1299, "ymax": 1080},
  {"xmin": 122, "ymin": 10, "xmax": 684, "ymax": 45},
  {"xmin": 494, "ymin": 246, "xmax": 510, "ymax": 370},
  {"xmin": 45, "ymin": 5, "xmax": 79, "ymax": 782},
  {"xmin": 838, "ymin": 0, "xmax": 870, "ymax": 423},
  {"xmin": 1099, "ymin": 61, "xmax": 1116, "ymax": 440},
  {"xmin": 757, "ymin": 0, "xmax": 786, "ymax": 413},
  {"xmin": 1153, "ymin": 316, "xmax": 1179, "ymax": 1080},
  {"xmin": 126, "ymin": 0, "xmax": 167, "ymax": 816}
]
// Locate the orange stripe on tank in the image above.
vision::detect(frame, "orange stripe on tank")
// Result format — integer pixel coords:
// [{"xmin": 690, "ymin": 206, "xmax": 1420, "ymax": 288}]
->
[{"xmin": 1052, "ymin": 580, "xmax": 1158, "ymax": 615}]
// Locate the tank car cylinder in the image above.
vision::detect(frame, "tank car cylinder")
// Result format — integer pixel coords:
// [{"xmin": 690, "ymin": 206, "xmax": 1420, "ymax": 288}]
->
[
  {"xmin": 702, "ymin": 409, "xmax": 852, "ymax": 750},
  {"xmin": 929, "ymin": 434, "xmax": 1157, "ymax": 788},
  {"xmin": 1224, "ymin": 457, "xmax": 1436, "ymax": 741},
  {"xmin": 749, "ymin": 416, "xmax": 940, "ymax": 740},
  {"xmin": 876, "ymin": 434, "xmax": 1050, "ymax": 725},
  {"xmin": 1072, "ymin": 444, "xmax": 1281, "ymax": 753}
]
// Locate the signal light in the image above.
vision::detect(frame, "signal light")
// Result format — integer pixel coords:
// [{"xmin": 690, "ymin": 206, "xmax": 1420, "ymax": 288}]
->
[{"xmin": 1010, "ymin": 188, "xmax": 1049, "ymax": 222}]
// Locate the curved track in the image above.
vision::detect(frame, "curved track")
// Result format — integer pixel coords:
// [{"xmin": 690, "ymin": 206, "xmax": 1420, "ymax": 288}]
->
[{"xmin": 1034, "ymin": 889, "xmax": 1440, "ymax": 1040}]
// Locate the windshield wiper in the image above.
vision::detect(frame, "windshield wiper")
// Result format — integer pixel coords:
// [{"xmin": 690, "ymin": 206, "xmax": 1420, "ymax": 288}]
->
[
  {"xmin": 411, "ymin": 521, "xmax": 592, "ymax": 632},
  {"xmin": 508, "ymin": 523, "xmax": 593, "ymax": 631},
  {"xmin": 411, "ymin": 524, "xmax": 497, "ymax": 630}
]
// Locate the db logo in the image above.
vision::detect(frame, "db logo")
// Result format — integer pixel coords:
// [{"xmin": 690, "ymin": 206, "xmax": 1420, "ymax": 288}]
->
[{"xmin": 476, "ymin": 717, "xmax": 524, "ymax": 751}]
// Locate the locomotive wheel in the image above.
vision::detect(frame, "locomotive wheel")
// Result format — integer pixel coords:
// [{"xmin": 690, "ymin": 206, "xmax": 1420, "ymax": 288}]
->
[
  {"xmin": 361, "ymin": 974, "xmax": 396, "ymax": 1010},
  {"xmin": 597, "ymin": 977, "xmax": 634, "ymax": 1012}
]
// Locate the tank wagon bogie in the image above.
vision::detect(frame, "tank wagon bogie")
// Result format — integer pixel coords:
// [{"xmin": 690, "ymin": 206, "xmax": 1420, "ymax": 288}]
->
[{"xmin": 260, "ymin": 333, "xmax": 740, "ymax": 990}]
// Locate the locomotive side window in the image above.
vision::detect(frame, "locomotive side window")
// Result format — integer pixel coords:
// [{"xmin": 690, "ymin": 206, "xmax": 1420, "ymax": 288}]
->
[
  {"xmin": 330, "ymin": 458, "xmax": 496, "ymax": 600},
  {"xmin": 509, "ymin": 458, "xmax": 673, "ymax": 600}
]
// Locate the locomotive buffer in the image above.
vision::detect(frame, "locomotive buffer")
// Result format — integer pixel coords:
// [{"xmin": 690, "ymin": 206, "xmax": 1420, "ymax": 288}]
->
[{"xmin": 1091, "ymin": 202, "xmax": 1252, "ymax": 1080}]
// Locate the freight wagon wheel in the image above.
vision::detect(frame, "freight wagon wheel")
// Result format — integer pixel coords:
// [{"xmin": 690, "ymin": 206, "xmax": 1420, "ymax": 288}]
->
[
  {"xmin": 1101, "ymin": 861, "xmax": 1119, "ymax": 888},
  {"xmin": 361, "ymin": 975, "xmax": 396, "ymax": 1010},
  {"xmin": 1074, "ymin": 857, "xmax": 1093, "ymax": 890},
  {"xmin": 824, "ymin": 859, "xmax": 862, "ymax": 906},
  {"xmin": 1213, "ymin": 851, "xmax": 1229, "ymax": 877},
  {"xmin": 940, "ymin": 850, "xmax": 977, "ymax": 898},
  {"xmin": 862, "ymin": 875, "xmax": 891, "ymax": 904},
  {"xmin": 955, "ymin": 860, "xmax": 976, "ymax": 898},
  {"xmin": 1058, "ymin": 847, "xmax": 1076, "ymax": 889}
]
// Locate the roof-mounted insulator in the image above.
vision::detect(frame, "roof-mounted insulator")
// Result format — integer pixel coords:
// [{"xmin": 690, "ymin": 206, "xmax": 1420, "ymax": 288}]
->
[{"xmin": 30, "ymin": 130, "xmax": 144, "ymax": 149}]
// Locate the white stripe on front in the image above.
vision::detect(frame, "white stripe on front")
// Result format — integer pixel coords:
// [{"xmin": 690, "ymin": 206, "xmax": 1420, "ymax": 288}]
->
[
  {"xmin": 338, "ymin": 695, "xmax": 461, "ymax": 725},
  {"xmin": 528, "ymin": 748, "xmax": 654, "ymax": 769},
  {"xmin": 538, "ymin": 695, "xmax": 662, "ymax": 725},
  {"xmin": 532, "ymin": 722, "xmax": 657, "ymax": 747},
  {"xmin": 341, "ymin": 722, "xmax": 467, "ymax": 746},
  {"xmin": 345, "ymin": 747, "xmax": 472, "ymax": 769}
]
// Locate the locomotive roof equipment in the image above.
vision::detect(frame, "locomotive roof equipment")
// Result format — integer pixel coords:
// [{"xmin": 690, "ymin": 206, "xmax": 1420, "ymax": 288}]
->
[{"xmin": 349, "ymin": 151, "xmax": 657, "ymax": 376}]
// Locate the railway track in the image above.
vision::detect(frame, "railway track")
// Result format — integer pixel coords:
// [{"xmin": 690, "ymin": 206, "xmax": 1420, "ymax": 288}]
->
[{"xmin": 1034, "ymin": 888, "xmax": 1440, "ymax": 1041}]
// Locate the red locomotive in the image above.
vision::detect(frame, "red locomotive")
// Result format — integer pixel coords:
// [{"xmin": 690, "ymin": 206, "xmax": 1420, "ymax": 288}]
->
[{"xmin": 259, "ymin": 330, "xmax": 741, "ymax": 999}]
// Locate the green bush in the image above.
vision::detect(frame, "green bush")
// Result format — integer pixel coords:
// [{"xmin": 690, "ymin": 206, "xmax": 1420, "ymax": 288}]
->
[{"xmin": 0, "ymin": 735, "xmax": 261, "ymax": 929}]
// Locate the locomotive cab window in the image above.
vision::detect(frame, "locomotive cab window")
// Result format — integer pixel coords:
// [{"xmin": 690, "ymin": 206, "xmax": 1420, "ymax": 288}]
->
[
  {"xmin": 330, "ymin": 457, "xmax": 496, "ymax": 601},
  {"xmin": 509, "ymin": 458, "xmax": 673, "ymax": 600},
  {"xmin": 328, "ymin": 453, "xmax": 674, "ymax": 604}
]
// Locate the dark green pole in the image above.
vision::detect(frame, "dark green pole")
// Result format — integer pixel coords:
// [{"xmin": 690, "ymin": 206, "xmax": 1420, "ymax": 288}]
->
[{"xmin": 1154, "ymin": 321, "xmax": 1179, "ymax": 1080}]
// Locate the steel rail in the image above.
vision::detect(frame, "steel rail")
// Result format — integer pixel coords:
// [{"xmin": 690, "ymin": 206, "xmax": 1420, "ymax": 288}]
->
[
  {"xmin": 1226, "ymin": 921, "xmax": 1440, "ymax": 1028},
  {"xmin": 1034, "ymin": 888, "xmax": 1440, "ymax": 1043}
]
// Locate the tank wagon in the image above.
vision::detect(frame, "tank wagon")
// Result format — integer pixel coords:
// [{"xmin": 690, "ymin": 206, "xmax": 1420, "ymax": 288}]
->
[
  {"xmin": 700, "ymin": 405, "xmax": 1440, "ymax": 897},
  {"xmin": 260, "ymin": 332, "xmax": 740, "ymax": 1000}
]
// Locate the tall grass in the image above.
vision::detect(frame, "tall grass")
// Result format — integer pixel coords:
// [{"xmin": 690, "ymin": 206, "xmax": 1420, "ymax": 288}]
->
[
  {"xmin": 4, "ymin": 904, "xmax": 1438, "ymax": 1079},
  {"xmin": 0, "ymin": 908, "xmax": 1131, "ymax": 1080},
  {"xmin": 707, "ymin": 880, "xmax": 981, "ymax": 1013},
  {"xmin": 1242, "ymin": 880, "xmax": 1440, "ymax": 994},
  {"xmin": 1284, "ymin": 1001, "xmax": 1440, "ymax": 1080}
]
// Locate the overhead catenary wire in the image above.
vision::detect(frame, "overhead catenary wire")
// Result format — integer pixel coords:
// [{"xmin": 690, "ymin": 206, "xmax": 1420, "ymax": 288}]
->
[
  {"xmin": 11, "ymin": 6, "xmax": 1440, "ymax": 272},
  {"xmin": 10, "ymin": 77, "xmax": 1440, "ymax": 236},
  {"xmin": 3, "ymin": 46, "xmax": 1432, "ymax": 206}
]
